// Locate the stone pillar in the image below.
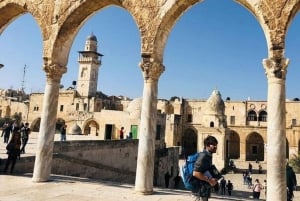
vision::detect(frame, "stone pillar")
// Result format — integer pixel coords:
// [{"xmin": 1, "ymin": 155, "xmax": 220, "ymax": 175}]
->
[
  {"xmin": 32, "ymin": 64, "xmax": 67, "ymax": 182},
  {"xmin": 135, "ymin": 55, "xmax": 164, "ymax": 194},
  {"xmin": 263, "ymin": 57, "xmax": 289, "ymax": 201}
]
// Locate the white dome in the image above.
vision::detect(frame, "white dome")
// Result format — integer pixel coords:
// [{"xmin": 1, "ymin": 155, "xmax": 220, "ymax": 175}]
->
[
  {"xmin": 205, "ymin": 90, "xmax": 225, "ymax": 115},
  {"xmin": 70, "ymin": 123, "xmax": 82, "ymax": 135}
]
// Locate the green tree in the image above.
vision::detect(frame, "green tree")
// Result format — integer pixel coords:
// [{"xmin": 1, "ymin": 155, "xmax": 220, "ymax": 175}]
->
[{"xmin": 289, "ymin": 152, "xmax": 300, "ymax": 173}]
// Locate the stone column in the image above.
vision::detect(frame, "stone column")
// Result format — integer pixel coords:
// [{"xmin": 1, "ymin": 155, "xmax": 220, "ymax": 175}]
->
[
  {"xmin": 32, "ymin": 64, "xmax": 67, "ymax": 182},
  {"xmin": 135, "ymin": 55, "xmax": 164, "ymax": 194},
  {"xmin": 263, "ymin": 57, "xmax": 289, "ymax": 201}
]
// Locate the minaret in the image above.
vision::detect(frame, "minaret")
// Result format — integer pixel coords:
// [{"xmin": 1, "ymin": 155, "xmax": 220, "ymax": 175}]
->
[{"xmin": 77, "ymin": 34, "xmax": 103, "ymax": 97}]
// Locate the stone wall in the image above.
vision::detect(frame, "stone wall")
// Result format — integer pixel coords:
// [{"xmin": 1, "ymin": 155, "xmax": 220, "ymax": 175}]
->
[{"xmin": 1, "ymin": 139, "xmax": 179, "ymax": 187}]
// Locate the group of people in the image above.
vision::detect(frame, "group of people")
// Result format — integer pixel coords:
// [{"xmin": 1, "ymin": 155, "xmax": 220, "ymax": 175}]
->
[
  {"xmin": 1, "ymin": 121, "xmax": 31, "ymax": 174},
  {"xmin": 220, "ymin": 177, "xmax": 233, "ymax": 196},
  {"xmin": 119, "ymin": 127, "xmax": 133, "ymax": 140}
]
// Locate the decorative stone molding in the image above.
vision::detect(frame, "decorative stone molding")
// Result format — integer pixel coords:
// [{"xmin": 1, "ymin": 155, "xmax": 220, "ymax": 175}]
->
[
  {"xmin": 139, "ymin": 54, "xmax": 165, "ymax": 81},
  {"xmin": 263, "ymin": 57, "xmax": 289, "ymax": 79},
  {"xmin": 43, "ymin": 63, "xmax": 67, "ymax": 83}
]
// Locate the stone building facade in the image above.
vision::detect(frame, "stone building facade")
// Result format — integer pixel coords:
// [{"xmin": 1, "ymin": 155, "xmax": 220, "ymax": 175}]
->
[{"xmin": 0, "ymin": 1, "xmax": 298, "ymax": 200}]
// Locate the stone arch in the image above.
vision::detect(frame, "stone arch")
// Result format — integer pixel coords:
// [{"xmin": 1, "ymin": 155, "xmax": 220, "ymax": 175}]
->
[
  {"xmin": 246, "ymin": 132, "xmax": 264, "ymax": 161},
  {"xmin": 182, "ymin": 128, "xmax": 197, "ymax": 157},
  {"xmin": 227, "ymin": 130, "xmax": 240, "ymax": 159},
  {"xmin": 258, "ymin": 110, "xmax": 267, "ymax": 122},
  {"xmin": 82, "ymin": 119, "xmax": 99, "ymax": 136},
  {"xmin": 30, "ymin": 117, "xmax": 41, "ymax": 132},
  {"xmin": 152, "ymin": 0, "xmax": 199, "ymax": 59},
  {"xmin": 247, "ymin": 110, "xmax": 257, "ymax": 121},
  {"xmin": 49, "ymin": 2, "xmax": 134, "ymax": 67}
]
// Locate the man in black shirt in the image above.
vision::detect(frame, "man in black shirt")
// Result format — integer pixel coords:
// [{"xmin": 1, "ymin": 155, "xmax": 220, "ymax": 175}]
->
[{"xmin": 192, "ymin": 136, "xmax": 218, "ymax": 201}]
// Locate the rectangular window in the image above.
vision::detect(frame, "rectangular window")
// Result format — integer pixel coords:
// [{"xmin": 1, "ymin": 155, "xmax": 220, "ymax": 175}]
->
[
  {"xmin": 60, "ymin": 105, "xmax": 64, "ymax": 112},
  {"xmin": 187, "ymin": 114, "xmax": 192, "ymax": 123},
  {"xmin": 156, "ymin": 125, "xmax": 161, "ymax": 140},
  {"xmin": 230, "ymin": 116, "xmax": 235, "ymax": 125},
  {"xmin": 292, "ymin": 119, "xmax": 297, "ymax": 126},
  {"xmin": 76, "ymin": 103, "xmax": 79, "ymax": 111}
]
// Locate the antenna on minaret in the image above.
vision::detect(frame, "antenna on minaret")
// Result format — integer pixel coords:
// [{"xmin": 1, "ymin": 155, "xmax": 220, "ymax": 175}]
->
[{"xmin": 21, "ymin": 64, "xmax": 28, "ymax": 92}]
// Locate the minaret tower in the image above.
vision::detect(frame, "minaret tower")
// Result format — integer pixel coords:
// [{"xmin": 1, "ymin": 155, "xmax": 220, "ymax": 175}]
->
[{"xmin": 77, "ymin": 34, "xmax": 103, "ymax": 97}]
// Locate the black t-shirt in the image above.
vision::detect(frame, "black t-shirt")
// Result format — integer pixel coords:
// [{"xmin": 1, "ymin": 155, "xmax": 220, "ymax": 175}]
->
[{"xmin": 193, "ymin": 150, "xmax": 212, "ymax": 173}]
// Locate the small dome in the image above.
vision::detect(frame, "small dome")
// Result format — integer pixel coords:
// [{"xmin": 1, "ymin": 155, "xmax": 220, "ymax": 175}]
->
[
  {"xmin": 70, "ymin": 123, "xmax": 82, "ymax": 135},
  {"xmin": 127, "ymin": 97, "xmax": 142, "ymax": 119},
  {"xmin": 87, "ymin": 34, "xmax": 97, "ymax": 42},
  {"xmin": 205, "ymin": 89, "xmax": 225, "ymax": 115}
]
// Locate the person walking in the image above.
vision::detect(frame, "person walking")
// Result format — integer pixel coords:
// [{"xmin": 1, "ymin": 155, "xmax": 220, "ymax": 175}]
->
[
  {"xmin": 3, "ymin": 131, "xmax": 21, "ymax": 174},
  {"xmin": 119, "ymin": 127, "xmax": 125, "ymax": 139},
  {"xmin": 220, "ymin": 177, "xmax": 226, "ymax": 195},
  {"xmin": 20, "ymin": 122, "xmax": 31, "ymax": 154},
  {"xmin": 286, "ymin": 163, "xmax": 297, "ymax": 201},
  {"xmin": 3, "ymin": 122, "xmax": 12, "ymax": 143},
  {"xmin": 252, "ymin": 179, "xmax": 262, "ymax": 200},
  {"xmin": 226, "ymin": 180, "xmax": 233, "ymax": 196},
  {"xmin": 192, "ymin": 135, "xmax": 219, "ymax": 201},
  {"xmin": 60, "ymin": 124, "xmax": 67, "ymax": 141}
]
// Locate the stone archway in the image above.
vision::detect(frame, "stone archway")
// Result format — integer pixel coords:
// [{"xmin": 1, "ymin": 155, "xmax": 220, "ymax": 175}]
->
[
  {"xmin": 246, "ymin": 132, "xmax": 264, "ymax": 161},
  {"xmin": 30, "ymin": 117, "xmax": 41, "ymax": 132},
  {"xmin": 83, "ymin": 119, "xmax": 99, "ymax": 135},
  {"xmin": 182, "ymin": 128, "xmax": 197, "ymax": 157},
  {"xmin": 228, "ymin": 130, "xmax": 240, "ymax": 159}
]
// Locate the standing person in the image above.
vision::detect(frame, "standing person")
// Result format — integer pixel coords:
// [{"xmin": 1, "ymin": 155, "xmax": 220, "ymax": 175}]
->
[
  {"xmin": 3, "ymin": 131, "xmax": 21, "ymax": 174},
  {"xmin": 243, "ymin": 171, "xmax": 247, "ymax": 185},
  {"xmin": 220, "ymin": 177, "xmax": 226, "ymax": 195},
  {"xmin": 248, "ymin": 163, "xmax": 253, "ymax": 174},
  {"xmin": 252, "ymin": 179, "xmax": 262, "ymax": 199},
  {"xmin": 164, "ymin": 171, "xmax": 171, "ymax": 188},
  {"xmin": 20, "ymin": 123, "xmax": 31, "ymax": 154},
  {"xmin": 286, "ymin": 163, "xmax": 297, "ymax": 201},
  {"xmin": 263, "ymin": 179, "xmax": 267, "ymax": 199},
  {"xmin": 192, "ymin": 135, "xmax": 219, "ymax": 201},
  {"xmin": 1, "ymin": 122, "xmax": 8, "ymax": 137},
  {"xmin": 173, "ymin": 171, "xmax": 181, "ymax": 189},
  {"xmin": 3, "ymin": 122, "xmax": 12, "ymax": 143},
  {"xmin": 60, "ymin": 124, "xmax": 67, "ymax": 141},
  {"xmin": 119, "ymin": 127, "xmax": 124, "ymax": 139},
  {"xmin": 226, "ymin": 180, "xmax": 233, "ymax": 196}
]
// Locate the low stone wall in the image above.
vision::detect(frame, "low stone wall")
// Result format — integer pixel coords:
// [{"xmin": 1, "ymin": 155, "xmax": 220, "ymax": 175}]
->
[{"xmin": 0, "ymin": 139, "xmax": 179, "ymax": 187}]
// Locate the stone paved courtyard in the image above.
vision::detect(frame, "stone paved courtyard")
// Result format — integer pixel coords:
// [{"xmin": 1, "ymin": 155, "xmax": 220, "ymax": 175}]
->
[{"xmin": 0, "ymin": 133, "xmax": 299, "ymax": 201}]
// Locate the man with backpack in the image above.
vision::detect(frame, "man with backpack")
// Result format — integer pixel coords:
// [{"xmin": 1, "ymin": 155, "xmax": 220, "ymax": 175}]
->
[{"xmin": 192, "ymin": 135, "xmax": 219, "ymax": 201}]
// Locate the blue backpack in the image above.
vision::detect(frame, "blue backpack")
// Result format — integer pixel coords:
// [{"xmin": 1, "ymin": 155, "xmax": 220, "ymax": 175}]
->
[{"xmin": 180, "ymin": 152, "xmax": 200, "ymax": 190}]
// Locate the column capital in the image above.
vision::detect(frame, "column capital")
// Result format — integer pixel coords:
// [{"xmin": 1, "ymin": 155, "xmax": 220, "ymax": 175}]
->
[
  {"xmin": 43, "ymin": 63, "xmax": 67, "ymax": 82},
  {"xmin": 263, "ymin": 57, "xmax": 289, "ymax": 80},
  {"xmin": 139, "ymin": 54, "xmax": 165, "ymax": 81}
]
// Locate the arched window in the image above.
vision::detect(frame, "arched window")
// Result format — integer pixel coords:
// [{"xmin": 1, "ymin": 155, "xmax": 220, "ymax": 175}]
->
[
  {"xmin": 210, "ymin": 121, "xmax": 214, "ymax": 127},
  {"xmin": 247, "ymin": 110, "xmax": 257, "ymax": 121},
  {"xmin": 258, "ymin": 110, "xmax": 267, "ymax": 122}
]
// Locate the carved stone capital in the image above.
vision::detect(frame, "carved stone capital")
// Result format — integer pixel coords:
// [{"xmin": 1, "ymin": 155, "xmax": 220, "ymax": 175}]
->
[
  {"xmin": 262, "ymin": 57, "xmax": 289, "ymax": 79},
  {"xmin": 139, "ymin": 54, "xmax": 165, "ymax": 81},
  {"xmin": 43, "ymin": 63, "xmax": 67, "ymax": 83}
]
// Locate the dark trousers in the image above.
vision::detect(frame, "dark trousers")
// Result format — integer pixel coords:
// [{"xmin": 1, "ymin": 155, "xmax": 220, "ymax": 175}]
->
[
  {"xmin": 4, "ymin": 133, "xmax": 10, "ymax": 143},
  {"xmin": 20, "ymin": 137, "xmax": 28, "ymax": 153},
  {"xmin": 4, "ymin": 154, "xmax": 17, "ymax": 173},
  {"xmin": 221, "ymin": 187, "xmax": 226, "ymax": 195}
]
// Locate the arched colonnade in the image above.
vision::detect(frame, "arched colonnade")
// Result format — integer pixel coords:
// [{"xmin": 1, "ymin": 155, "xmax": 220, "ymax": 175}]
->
[{"xmin": 0, "ymin": 0, "xmax": 297, "ymax": 200}]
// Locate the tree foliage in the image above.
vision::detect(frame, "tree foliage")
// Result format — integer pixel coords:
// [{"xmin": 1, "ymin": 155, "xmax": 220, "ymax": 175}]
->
[{"xmin": 289, "ymin": 152, "xmax": 300, "ymax": 173}]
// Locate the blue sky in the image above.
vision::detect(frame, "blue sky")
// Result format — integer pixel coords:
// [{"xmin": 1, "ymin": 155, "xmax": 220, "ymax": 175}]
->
[{"xmin": 0, "ymin": 0, "xmax": 299, "ymax": 101}]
